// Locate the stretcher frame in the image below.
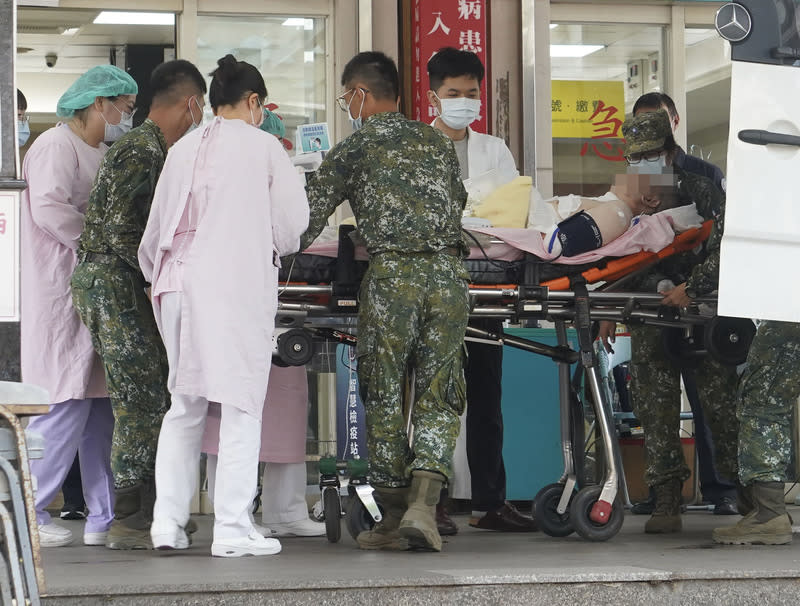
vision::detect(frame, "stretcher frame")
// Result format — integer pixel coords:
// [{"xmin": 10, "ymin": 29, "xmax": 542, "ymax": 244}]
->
[{"xmin": 276, "ymin": 222, "xmax": 722, "ymax": 542}]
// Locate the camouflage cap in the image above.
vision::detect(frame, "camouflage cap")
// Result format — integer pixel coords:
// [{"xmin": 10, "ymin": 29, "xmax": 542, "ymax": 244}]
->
[{"xmin": 622, "ymin": 109, "xmax": 672, "ymax": 156}]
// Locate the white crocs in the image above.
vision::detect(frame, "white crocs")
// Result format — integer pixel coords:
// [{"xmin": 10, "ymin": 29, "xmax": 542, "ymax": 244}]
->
[{"xmin": 211, "ymin": 531, "xmax": 282, "ymax": 557}]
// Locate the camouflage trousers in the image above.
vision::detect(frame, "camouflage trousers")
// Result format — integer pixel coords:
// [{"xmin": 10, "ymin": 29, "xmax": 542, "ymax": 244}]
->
[
  {"xmin": 738, "ymin": 320, "xmax": 800, "ymax": 485},
  {"xmin": 629, "ymin": 325, "xmax": 739, "ymax": 487},
  {"xmin": 71, "ymin": 261, "xmax": 169, "ymax": 489},
  {"xmin": 356, "ymin": 252, "xmax": 470, "ymax": 488}
]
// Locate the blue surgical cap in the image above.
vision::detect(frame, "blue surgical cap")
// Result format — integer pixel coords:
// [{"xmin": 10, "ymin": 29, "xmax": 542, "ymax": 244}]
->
[
  {"xmin": 260, "ymin": 108, "xmax": 286, "ymax": 139},
  {"xmin": 56, "ymin": 64, "xmax": 138, "ymax": 118}
]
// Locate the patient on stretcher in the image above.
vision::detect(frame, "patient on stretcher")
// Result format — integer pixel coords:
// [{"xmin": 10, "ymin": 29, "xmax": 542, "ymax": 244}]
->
[{"xmin": 531, "ymin": 173, "xmax": 678, "ymax": 257}]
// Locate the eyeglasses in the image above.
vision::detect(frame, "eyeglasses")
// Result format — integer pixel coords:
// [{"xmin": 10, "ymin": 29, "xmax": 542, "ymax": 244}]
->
[
  {"xmin": 625, "ymin": 150, "xmax": 665, "ymax": 165},
  {"xmin": 336, "ymin": 88, "xmax": 369, "ymax": 112}
]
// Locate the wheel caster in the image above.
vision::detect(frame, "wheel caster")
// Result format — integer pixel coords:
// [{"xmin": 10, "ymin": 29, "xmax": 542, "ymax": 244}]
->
[
  {"xmin": 322, "ymin": 486, "xmax": 342, "ymax": 543},
  {"xmin": 345, "ymin": 493, "xmax": 384, "ymax": 540},
  {"xmin": 569, "ymin": 485, "xmax": 624, "ymax": 542},
  {"xmin": 533, "ymin": 482, "xmax": 575, "ymax": 537}
]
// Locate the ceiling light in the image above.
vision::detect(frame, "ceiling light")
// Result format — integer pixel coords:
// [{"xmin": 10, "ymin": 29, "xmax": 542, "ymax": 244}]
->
[
  {"xmin": 93, "ymin": 12, "xmax": 175, "ymax": 26},
  {"xmin": 550, "ymin": 44, "xmax": 604, "ymax": 58},
  {"xmin": 304, "ymin": 51, "xmax": 314, "ymax": 63},
  {"xmin": 550, "ymin": 24, "xmax": 558, "ymax": 30},
  {"xmin": 60, "ymin": 27, "xmax": 80, "ymax": 36}
]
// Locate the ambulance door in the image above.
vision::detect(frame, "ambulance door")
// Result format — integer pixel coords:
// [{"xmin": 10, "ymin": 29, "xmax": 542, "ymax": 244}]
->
[{"xmin": 716, "ymin": 1, "xmax": 800, "ymax": 322}]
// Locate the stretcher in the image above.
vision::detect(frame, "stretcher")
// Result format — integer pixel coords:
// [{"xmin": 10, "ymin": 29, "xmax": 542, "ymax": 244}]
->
[{"xmin": 275, "ymin": 222, "xmax": 754, "ymax": 543}]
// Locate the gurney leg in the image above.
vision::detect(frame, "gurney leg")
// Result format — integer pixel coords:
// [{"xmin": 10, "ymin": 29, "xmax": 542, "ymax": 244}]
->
[{"xmin": 532, "ymin": 320, "xmax": 579, "ymax": 537}]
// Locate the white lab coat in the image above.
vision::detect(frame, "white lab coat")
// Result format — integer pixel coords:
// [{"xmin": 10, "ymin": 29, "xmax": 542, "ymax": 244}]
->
[
  {"xmin": 431, "ymin": 119, "xmax": 518, "ymax": 182},
  {"xmin": 138, "ymin": 117, "xmax": 309, "ymax": 418},
  {"xmin": 20, "ymin": 124, "xmax": 108, "ymax": 403}
]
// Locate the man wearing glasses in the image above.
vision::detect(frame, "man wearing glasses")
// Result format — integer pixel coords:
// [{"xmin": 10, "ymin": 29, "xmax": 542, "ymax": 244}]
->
[
  {"xmin": 71, "ymin": 60, "xmax": 207, "ymax": 550},
  {"xmin": 599, "ymin": 109, "xmax": 739, "ymax": 535},
  {"xmin": 304, "ymin": 51, "xmax": 469, "ymax": 553}
]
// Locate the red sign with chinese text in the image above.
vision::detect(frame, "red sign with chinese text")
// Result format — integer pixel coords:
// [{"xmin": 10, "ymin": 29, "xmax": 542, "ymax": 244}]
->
[{"xmin": 411, "ymin": 0, "xmax": 490, "ymax": 134}]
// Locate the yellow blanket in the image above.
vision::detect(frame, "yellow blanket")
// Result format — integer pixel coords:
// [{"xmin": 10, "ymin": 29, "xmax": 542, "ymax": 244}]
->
[{"xmin": 472, "ymin": 176, "xmax": 532, "ymax": 228}]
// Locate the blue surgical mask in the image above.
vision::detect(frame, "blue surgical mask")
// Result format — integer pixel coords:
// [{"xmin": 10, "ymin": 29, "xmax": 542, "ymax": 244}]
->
[
  {"xmin": 103, "ymin": 101, "xmax": 134, "ymax": 143},
  {"xmin": 628, "ymin": 154, "xmax": 668, "ymax": 175},
  {"xmin": 18, "ymin": 119, "xmax": 30, "ymax": 146}
]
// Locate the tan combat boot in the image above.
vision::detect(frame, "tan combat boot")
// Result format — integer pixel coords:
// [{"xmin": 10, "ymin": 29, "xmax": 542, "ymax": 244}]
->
[
  {"xmin": 106, "ymin": 481, "xmax": 156, "ymax": 550},
  {"xmin": 713, "ymin": 482, "xmax": 792, "ymax": 545},
  {"xmin": 398, "ymin": 470, "xmax": 445, "ymax": 551},
  {"xmin": 356, "ymin": 487, "xmax": 410, "ymax": 551},
  {"xmin": 644, "ymin": 478, "xmax": 682, "ymax": 534},
  {"xmin": 736, "ymin": 483, "xmax": 755, "ymax": 517}
]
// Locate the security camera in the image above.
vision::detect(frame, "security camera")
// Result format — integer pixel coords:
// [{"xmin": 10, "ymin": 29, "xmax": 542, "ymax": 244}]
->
[{"xmin": 45, "ymin": 53, "xmax": 58, "ymax": 68}]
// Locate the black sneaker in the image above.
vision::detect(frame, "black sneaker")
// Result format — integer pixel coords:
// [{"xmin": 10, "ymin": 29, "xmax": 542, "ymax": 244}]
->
[{"xmin": 60, "ymin": 504, "xmax": 87, "ymax": 520}]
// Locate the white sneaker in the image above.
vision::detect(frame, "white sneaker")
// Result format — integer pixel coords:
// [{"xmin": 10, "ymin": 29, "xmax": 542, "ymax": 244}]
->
[
  {"xmin": 211, "ymin": 531, "xmax": 282, "ymax": 557},
  {"xmin": 151, "ymin": 520, "xmax": 189, "ymax": 550},
  {"xmin": 268, "ymin": 517, "xmax": 326, "ymax": 537},
  {"xmin": 83, "ymin": 531, "xmax": 108, "ymax": 546},
  {"xmin": 38, "ymin": 523, "xmax": 73, "ymax": 547}
]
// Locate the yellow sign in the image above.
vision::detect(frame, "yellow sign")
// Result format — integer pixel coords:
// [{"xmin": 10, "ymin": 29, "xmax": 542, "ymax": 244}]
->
[{"xmin": 552, "ymin": 80, "xmax": 626, "ymax": 139}]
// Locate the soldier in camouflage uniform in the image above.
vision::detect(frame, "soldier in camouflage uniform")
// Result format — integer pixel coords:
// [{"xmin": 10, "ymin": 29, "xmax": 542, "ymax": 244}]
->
[
  {"xmin": 71, "ymin": 60, "xmax": 207, "ymax": 549},
  {"xmin": 712, "ymin": 321, "xmax": 799, "ymax": 545},
  {"xmin": 601, "ymin": 110, "xmax": 739, "ymax": 534},
  {"xmin": 302, "ymin": 52, "xmax": 469, "ymax": 552}
]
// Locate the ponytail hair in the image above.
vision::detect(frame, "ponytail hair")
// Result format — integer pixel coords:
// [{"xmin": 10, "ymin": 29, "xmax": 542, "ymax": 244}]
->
[{"xmin": 209, "ymin": 54, "xmax": 268, "ymax": 110}]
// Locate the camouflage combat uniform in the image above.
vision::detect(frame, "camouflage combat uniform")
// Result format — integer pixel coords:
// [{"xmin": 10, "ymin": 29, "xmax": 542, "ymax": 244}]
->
[
  {"xmin": 737, "ymin": 320, "xmax": 800, "ymax": 484},
  {"xmin": 71, "ymin": 119, "xmax": 170, "ymax": 489},
  {"xmin": 628, "ymin": 167, "xmax": 739, "ymax": 488},
  {"xmin": 303, "ymin": 112, "xmax": 470, "ymax": 488}
]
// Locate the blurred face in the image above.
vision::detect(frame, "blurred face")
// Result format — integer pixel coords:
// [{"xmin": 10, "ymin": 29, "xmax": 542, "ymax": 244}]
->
[{"xmin": 614, "ymin": 173, "xmax": 678, "ymax": 214}]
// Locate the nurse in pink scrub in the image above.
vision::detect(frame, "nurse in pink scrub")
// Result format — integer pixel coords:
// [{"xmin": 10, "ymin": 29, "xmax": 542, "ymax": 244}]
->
[
  {"xmin": 198, "ymin": 108, "xmax": 322, "ymax": 538},
  {"xmin": 139, "ymin": 55, "xmax": 309, "ymax": 557},
  {"xmin": 21, "ymin": 65, "xmax": 138, "ymax": 548}
]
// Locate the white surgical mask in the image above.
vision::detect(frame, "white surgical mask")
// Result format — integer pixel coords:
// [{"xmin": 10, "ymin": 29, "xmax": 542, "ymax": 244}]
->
[
  {"xmin": 18, "ymin": 119, "xmax": 30, "ymax": 146},
  {"xmin": 249, "ymin": 97, "xmax": 265, "ymax": 128},
  {"xmin": 102, "ymin": 101, "xmax": 134, "ymax": 142},
  {"xmin": 435, "ymin": 93, "xmax": 481, "ymax": 130},
  {"xmin": 183, "ymin": 96, "xmax": 203, "ymax": 137},
  {"xmin": 348, "ymin": 89, "xmax": 365, "ymax": 132}
]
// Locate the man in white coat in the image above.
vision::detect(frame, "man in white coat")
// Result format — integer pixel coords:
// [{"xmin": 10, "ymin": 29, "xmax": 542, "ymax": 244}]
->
[{"xmin": 427, "ymin": 47, "xmax": 536, "ymax": 534}]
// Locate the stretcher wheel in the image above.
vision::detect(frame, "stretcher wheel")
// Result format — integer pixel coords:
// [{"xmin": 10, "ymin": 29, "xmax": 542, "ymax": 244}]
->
[
  {"xmin": 344, "ymin": 495, "xmax": 384, "ymax": 540},
  {"xmin": 533, "ymin": 483, "xmax": 575, "ymax": 537},
  {"xmin": 322, "ymin": 486, "xmax": 342, "ymax": 543},
  {"xmin": 275, "ymin": 328, "xmax": 314, "ymax": 367},
  {"xmin": 705, "ymin": 316, "xmax": 756, "ymax": 366},
  {"xmin": 569, "ymin": 485, "xmax": 624, "ymax": 542}
]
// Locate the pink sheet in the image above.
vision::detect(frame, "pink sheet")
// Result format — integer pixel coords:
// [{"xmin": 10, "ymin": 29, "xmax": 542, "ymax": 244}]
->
[{"xmin": 300, "ymin": 209, "xmax": 687, "ymax": 265}]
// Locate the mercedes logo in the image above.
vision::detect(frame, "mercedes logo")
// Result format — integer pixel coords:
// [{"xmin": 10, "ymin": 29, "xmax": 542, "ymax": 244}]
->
[{"xmin": 715, "ymin": 3, "xmax": 752, "ymax": 43}]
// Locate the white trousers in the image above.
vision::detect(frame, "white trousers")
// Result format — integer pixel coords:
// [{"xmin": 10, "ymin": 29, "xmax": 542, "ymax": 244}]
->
[
  {"xmin": 153, "ymin": 292, "xmax": 261, "ymax": 541},
  {"xmin": 206, "ymin": 459, "xmax": 308, "ymax": 525}
]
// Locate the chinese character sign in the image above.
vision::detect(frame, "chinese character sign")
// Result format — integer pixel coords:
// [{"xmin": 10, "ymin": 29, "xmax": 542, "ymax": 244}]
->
[
  {"xmin": 335, "ymin": 345, "xmax": 367, "ymax": 460},
  {"xmin": 412, "ymin": 0, "xmax": 490, "ymax": 134},
  {"xmin": 551, "ymin": 80, "xmax": 626, "ymax": 162}
]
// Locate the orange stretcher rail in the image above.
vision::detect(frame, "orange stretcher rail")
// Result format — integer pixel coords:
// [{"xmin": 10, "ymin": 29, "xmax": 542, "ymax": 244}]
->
[{"xmin": 541, "ymin": 220, "xmax": 713, "ymax": 292}]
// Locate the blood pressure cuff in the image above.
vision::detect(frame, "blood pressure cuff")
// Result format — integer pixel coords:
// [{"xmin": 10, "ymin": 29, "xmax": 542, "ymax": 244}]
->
[{"xmin": 556, "ymin": 211, "xmax": 603, "ymax": 258}]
